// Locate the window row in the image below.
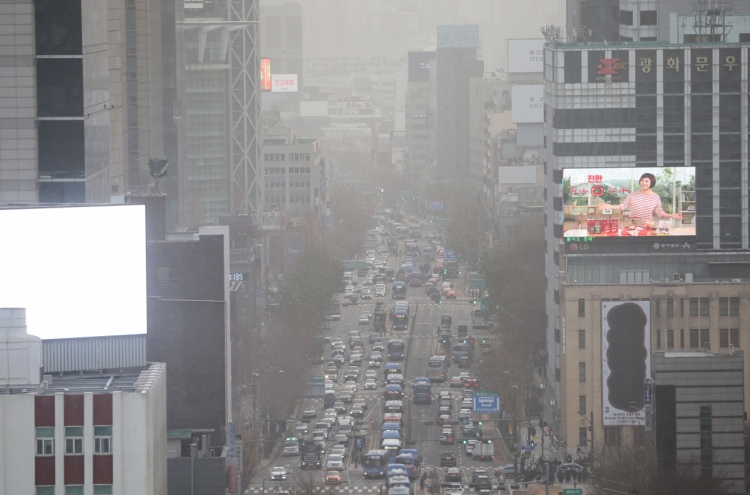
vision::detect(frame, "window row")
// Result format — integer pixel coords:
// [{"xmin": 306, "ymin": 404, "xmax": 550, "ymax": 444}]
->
[
  {"xmin": 264, "ymin": 182, "xmax": 310, "ymax": 189},
  {"xmin": 654, "ymin": 328, "xmax": 739, "ymax": 349},
  {"xmin": 37, "ymin": 486, "xmax": 112, "ymax": 495},
  {"xmin": 288, "ymin": 153, "xmax": 311, "ymax": 162},
  {"xmin": 36, "ymin": 426, "xmax": 112, "ymax": 456}
]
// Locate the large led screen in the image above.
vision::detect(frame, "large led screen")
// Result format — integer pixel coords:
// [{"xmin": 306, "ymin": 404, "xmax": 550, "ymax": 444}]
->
[
  {"xmin": 602, "ymin": 300, "xmax": 650, "ymax": 426},
  {"xmin": 563, "ymin": 167, "xmax": 696, "ymax": 241},
  {"xmin": 0, "ymin": 205, "xmax": 146, "ymax": 339}
]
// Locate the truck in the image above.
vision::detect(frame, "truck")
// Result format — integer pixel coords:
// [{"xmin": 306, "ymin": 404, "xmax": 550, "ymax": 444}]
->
[
  {"xmin": 374, "ymin": 307, "xmax": 387, "ymax": 333},
  {"xmin": 300, "ymin": 439, "xmax": 322, "ymax": 469},
  {"xmin": 330, "ymin": 301, "xmax": 341, "ymax": 321},
  {"xmin": 472, "ymin": 441, "xmax": 494, "ymax": 461},
  {"xmin": 438, "ymin": 314, "xmax": 452, "ymax": 337}
]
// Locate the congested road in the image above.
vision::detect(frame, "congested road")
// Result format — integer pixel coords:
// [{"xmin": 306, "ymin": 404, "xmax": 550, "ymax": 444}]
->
[{"xmin": 248, "ymin": 218, "xmax": 510, "ymax": 494}]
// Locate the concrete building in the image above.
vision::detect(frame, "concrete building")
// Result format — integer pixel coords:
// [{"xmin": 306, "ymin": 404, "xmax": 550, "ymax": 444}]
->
[
  {"xmin": 544, "ymin": 40, "xmax": 750, "ymax": 449},
  {"xmin": 0, "ymin": 0, "xmax": 176, "ymax": 211},
  {"xmin": 0, "ymin": 308, "xmax": 167, "ymax": 495},
  {"xmin": 260, "ymin": 1, "xmax": 303, "ymax": 90},
  {"xmin": 558, "ymin": 281, "xmax": 750, "ymax": 472},
  {"xmin": 653, "ymin": 350, "xmax": 745, "ymax": 493},
  {"xmin": 435, "ymin": 25, "xmax": 483, "ymax": 182},
  {"xmin": 405, "ymin": 51, "xmax": 435, "ymax": 182}
]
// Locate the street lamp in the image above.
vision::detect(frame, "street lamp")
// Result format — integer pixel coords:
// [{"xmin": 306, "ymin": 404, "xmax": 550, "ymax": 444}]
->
[{"xmin": 190, "ymin": 442, "xmax": 198, "ymax": 495}]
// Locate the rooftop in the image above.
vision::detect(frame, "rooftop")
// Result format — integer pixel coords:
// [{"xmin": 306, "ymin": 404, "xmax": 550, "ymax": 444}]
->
[{"xmin": 549, "ymin": 40, "xmax": 750, "ymax": 50}]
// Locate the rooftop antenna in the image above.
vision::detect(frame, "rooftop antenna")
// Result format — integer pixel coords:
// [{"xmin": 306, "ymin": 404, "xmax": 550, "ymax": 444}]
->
[
  {"xmin": 691, "ymin": 0, "xmax": 733, "ymax": 42},
  {"xmin": 148, "ymin": 158, "xmax": 169, "ymax": 194},
  {"xmin": 540, "ymin": 25, "xmax": 564, "ymax": 43}
]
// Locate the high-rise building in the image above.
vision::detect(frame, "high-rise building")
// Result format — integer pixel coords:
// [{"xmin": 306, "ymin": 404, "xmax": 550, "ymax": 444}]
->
[
  {"xmin": 544, "ymin": 40, "xmax": 750, "ymax": 456},
  {"xmin": 435, "ymin": 25, "xmax": 483, "ymax": 182},
  {"xmin": 405, "ymin": 51, "xmax": 435, "ymax": 182},
  {"xmin": 260, "ymin": 1, "xmax": 303, "ymax": 90},
  {"xmin": 175, "ymin": 0, "xmax": 260, "ymax": 229}
]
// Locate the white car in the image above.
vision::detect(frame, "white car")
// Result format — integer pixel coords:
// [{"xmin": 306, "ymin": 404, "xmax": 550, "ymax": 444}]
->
[
  {"xmin": 459, "ymin": 408, "xmax": 472, "ymax": 419},
  {"xmin": 464, "ymin": 439, "xmax": 478, "ymax": 456},
  {"xmin": 462, "ymin": 398, "xmax": 473, "ymax": 408},
  {"xmin": 445, "ymin": 483, "xmax": 463, "ymax": 495},
  {"xmin": 358, "ymin": 315, "xmax": 370, "ymax": 325},
  {"xmin": 326, "ymin": 454, "xmax": 344, "ymax": 471},
  {"xmin": 345, "ymin": 381, "xmax": 357, "ymax": 392},
  {"xmin": 271, "ymin": 467, "xmax": 288, "ymax": 480},
  {"xmin": 365, "ymin": 370, "xmax": 378, "ymax": 381},
  {"xmin": 345, "ymin": 285, "xmax": 355, "ymax": 294},
  {"xmin": 365, "ymin": 379, "xmax": 377, "ymax": 389},
  {"xmin": 294, "ymin": 423, "xmax": 309, "ymax": 434},
  {"xmin": 374, "ymin": 286, "xmax": 386, "ymax": 297}
]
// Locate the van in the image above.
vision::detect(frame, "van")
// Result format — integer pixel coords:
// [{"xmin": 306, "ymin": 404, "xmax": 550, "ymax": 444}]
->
[
  {"xmin": 384, "ymin": 400, "xmax": 404, "ymax": 414},
  {"xmin": 324, "ymin": 393, "xmax": 337, "ymax": 408},
  {"xmin": 338, "ymin": 417, "xmax": 353, "ymax": 437},
  {"xmin": 386, "ymin": 373, "xmax": 404, "ymax": 387},
  {"xmin": 343, "ymin": 272, "xmax": 352, "ymax": 284}
]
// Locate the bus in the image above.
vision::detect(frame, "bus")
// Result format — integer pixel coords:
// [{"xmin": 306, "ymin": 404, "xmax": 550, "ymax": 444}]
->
[
  {"xmin": 451, "ymin": 341, "xmax": 472, "ymax": 363},
  {"xmin": 426, "ymin": 355, "xmax": 449, "ymax": 382},
  {"xmin": 404, "ymin": 241, "xmax": 420, "ymax": 258},
  {"xmin": 472, "ymin": 309, "xmax": 489, "ymax": 329},
  {"xmin": 396, "ymin": 225, "xmax": 409, "ymax": 239},
  {"xmin": 363, "ymin": 449, "xmax": 393, "ymax": 478},
  {"xmin": 421, "ymin": 245, "xmax": 434, "ymax": 261},
  {"xmin": 394, "ymin": 452, "xmax": 421, "ymax": 480},
  {"xmin": 412, "ymin": 378, "xmax": 432, "ymax": 404},
  {"xmin": 393, "ymin": 310, "xmax": 409, "ymax": 330},
  {"xmin": 392, "ymin": 282, "xmax": 407, "ymax": 299},
  {"xmin": 409, "ymin": 224, "xmax": 423, "ymax": 238},
  {"xmin": 387, "ymin": 339, "xmax": 406, "ymax": 360}
]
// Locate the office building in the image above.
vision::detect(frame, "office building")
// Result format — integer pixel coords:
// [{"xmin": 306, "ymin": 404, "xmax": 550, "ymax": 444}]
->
[
  {"xmin": 435, "ymin": 25, "xmax": 483, "ymax": 182},
  {"xmin": 653, "ymin": 350, "xmax": 745, "ymax": 493},
  {"xmin": 0, "ymin": 308, "xmax": 167, "ymax": 495},
  {"xmin": 260, "ymin": 1, "xmax": 303, "ymax": 90},
  {"xmin": 544, "ymin": 41, "xmax": 750, "ymax": 450},
  {"xmin": 405, "ymin": 52, "xmax": 435, "ymax": 181}
]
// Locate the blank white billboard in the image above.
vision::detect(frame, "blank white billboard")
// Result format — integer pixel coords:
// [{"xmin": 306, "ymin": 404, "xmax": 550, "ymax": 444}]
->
[
  {"xmin": 508, "ymin": 39, "xmax": 545, "ymax": 73},
  {"xmin": 0, "ymin": 205, "xmax": 147, "ymax": 339},
  {"xmin": 512, "ymin": 85, "xmax": 544, "ymax": 123}
]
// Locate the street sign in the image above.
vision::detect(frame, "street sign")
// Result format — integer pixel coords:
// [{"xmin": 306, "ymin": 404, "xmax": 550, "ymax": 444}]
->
[
  {"xmin": 342, "ymin": 260, "xmax": 367, "ymax": 270},
  {"xmin": 480, "ymin": 297, "xmax": 489, "ymax": 313},
  {"xmin": 475, "ymin": 390, "xmax": 495, "ymax": 396},
  {"xmin": 461, "ymin": 417, "xmax": 469, "ymax": 425},
  {"xmin": 227, "ymin": 422, "xmax": 236, "ymax": 458},
  {"xmin": 563, "ymin": 489, "xmax": 583, "ymax": 495},
  {"xmin": 473, "ymin": 395, "xmax": 501, "ymax": 413},
  {"xmin": 644, "ymin": 378, "xmax": 652, "ymax": 404},
  {"xmin": 429, "ymin": 201, "xmax": 444, "ymax": 211},
  {"xmin": 311, "ymin": 375, "xmax": 325, "ymax": 381},
  {"xmin": 520, "ymin": 445, "xmax": 534, "ymax": 451}
]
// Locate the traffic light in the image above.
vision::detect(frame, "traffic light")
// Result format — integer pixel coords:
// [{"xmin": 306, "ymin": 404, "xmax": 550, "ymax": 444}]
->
[{"xmin": 477, "ymin": 421, "xmax": 482, "ymax": 426}]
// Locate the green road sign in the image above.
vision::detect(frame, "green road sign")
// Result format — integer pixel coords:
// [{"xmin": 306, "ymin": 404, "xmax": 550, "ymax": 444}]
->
[
  {"xmin": 480, "ymin": 296, "xmax": 489, "ymax": 312},
  {"xmin": 563, "ymin": 489, "xmax": 583, "ymax": 495},
  {"xmin": 311, "ymin": 375, "xmax": 325, "ymax": 381},
  {"xmin": 475, "ymin": 390, "xmax": 496, "ymax": 396},
  {"xmin": 342, "ymin": 260, "xmax": 367, "ymax": 270}
]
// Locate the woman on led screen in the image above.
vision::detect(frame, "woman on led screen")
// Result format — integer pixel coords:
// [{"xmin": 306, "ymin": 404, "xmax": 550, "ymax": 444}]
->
[{"xmin": 597, "ymin": 173, "xmax": 682, "ymax": 223}]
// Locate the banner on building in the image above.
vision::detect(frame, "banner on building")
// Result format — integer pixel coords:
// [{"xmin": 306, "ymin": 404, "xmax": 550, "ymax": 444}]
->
[
  {"xmin": 260, "ymin": 58, "xmax": 271, "ymax": 91},
  {"xmin": 437, "ymin": 25, "xmax": 479, "ymax": 48},
  {"xmin": 602, "ymin": 300, "xmax": 651, "ymax": 426},
  {"xmin": 507, "ymin": 39, "xmax": 545, "ymax": 73},
  {"xmin": 271, "ymin": 74, "xmax": 298, "ymax": 92}
]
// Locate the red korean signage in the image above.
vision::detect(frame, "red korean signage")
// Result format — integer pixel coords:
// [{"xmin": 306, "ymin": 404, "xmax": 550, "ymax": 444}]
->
[
  {"xmin": 260, "ymin": 58, "xmax": 271, "ymax": 91},
  {"xmin": 597, "ymin": 58, "xmax": 627, "ymax": 75}
]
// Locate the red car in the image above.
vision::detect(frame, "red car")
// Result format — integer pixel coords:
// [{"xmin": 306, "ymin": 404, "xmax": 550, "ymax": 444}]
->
[
  {"xmin": 464, "ymin": 379, "xmax": 479, "ymax": 388},
  {"xmin": 446, "ymin": 290, "xmax": 457, "ymax": 299}
]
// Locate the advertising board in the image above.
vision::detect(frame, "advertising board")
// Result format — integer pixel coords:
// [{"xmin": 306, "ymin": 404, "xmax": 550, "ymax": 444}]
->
[
  {"xmin": 437, "ymin": 25, "xmax": 479, "ymax": 48},
  {"xmin": 0, "ymin": 205, "xmax": 147, "ymax": 339},
  {"xmin": 271, "ymin": 74, "xmax": 298, "ymax": 92},
  {"xmin": 563, "ymin": 167, "xmax": 696, "ymax": 243},
  {"xmin": 602, "ymin": 300, "xmax": 650, "ymax": 426},
  {"xmin": 511, "ymin": 85, "xmax": 544, "ymax": 123},
  {"xmin": 429, "ymin": 201, "xmax": 443, "ymax": 211},
  {"xmin": 260, "ymin": 58, "xmax": 271, "ymax": 91},
  {"xmin": 507, "ymin": 39, "xmax": 545, "ymax": 73},
  {"xmin": 408, "ymin": 51, "xmax": 435, "ymax": 82}
]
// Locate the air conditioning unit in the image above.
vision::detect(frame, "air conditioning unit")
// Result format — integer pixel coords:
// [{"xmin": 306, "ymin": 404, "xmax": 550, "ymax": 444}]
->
[
  {"xmin": 660, "ymin": 278, "xmax": 669, "ymax": 283},
  {"xmin": 732, "ymin": 279, "xmax": 741, "ymax": 283},
  {"xmin": 673, "ymin": 273, "xmax": 681, "ymax": 281}
]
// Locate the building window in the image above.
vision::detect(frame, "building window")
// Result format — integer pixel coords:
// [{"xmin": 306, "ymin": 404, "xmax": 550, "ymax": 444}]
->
[
  {"xmin": 619, "ymin": 9, "xmax": 633, "ymax": 25},
  {"xmin": 36, "ymin": 488, "xmax": 54, "ymax": 495},
  {"xmin": 656, "ymin": 330, "xmax": 662, "ymax": 349},
  {"xmin": 700, "ymin": 406, "xmax": 712, "ymax": 474},
  {"xmin": 720, "ymin": 329, "xmax": 729, "ymax": 348},
  {"xmin": 700, "ymin": 329, "xmax": 710, "ymax": 349},
  {"xmin": 731, "ymin": 329, "xmax": 739, "ymax": 347},
  {"xmin": 667, "ymin": 330, "xmax": 674, "ymax": 349},
  {"xmin": 604, "ymin": 427, "xmax": 621, "ymax": 447},
  {"xmin": 578, "ymin": 330, "xmax": 585, "ymax": 349},
  {"xmin": 680, "ymin": 329, "xmax": 685, "ymax": 349},
  {"xmin": 640, "ymin": 10, "xmax": 657, "ymax": 25},
  {"xmin": 680, "ymin": 298, "xmax": 685, "ymax": 316},
  {"xmin": 94, "ymin": 486, "xmax": 113, "ymax": 495},
  {"xmin": 579, "ymin": 395, "xmax": 586, "ymax": 415},
  {"xmin": 719, "ymin": 298, "xmax": 728, "ymax": 316},
  {"xmin": 690, "ymin": 329, "xmax": 699, "ymax": 348},
  {"xmin": 36, "ymin": 427, "xmax": 55, "ymax": 456},
  {"xmin": 667, "ymin": 298, "xmax": 674, "ymax": 317},
  {"xmin": 579, "ymin": 427, "xmax": 588, "ymax": 447},
  {"xmin": 690, "ymin": 298, "xmax": 698, "ymax": 316},
  {"xmin": 730, "ymin": 297, "xmax": 739, "ymax": 316},
  {"xmin": 700, "ymin": 298, "xmax": 709, "ymax": 316},
  {"xmin": 579, "ymin": 362, "xmax": 586, "ymax": 382},
  {"xmin": 65, "ymin": 426, "xmax": 83, "ymax": 454},
  {"xmin": 94, "ymin": 426, "xmax": 112, "ymax": 454},
  {"xmin": 655, "ymin": 298, "xmax": 661, "ymax": 316},
  {"xmin": 578, "ymin": 299, "xmax": 585, "ymax": 317},
  {"xmin": 65, "ymin": 487, "xmax": 84, "ymax": 495}
]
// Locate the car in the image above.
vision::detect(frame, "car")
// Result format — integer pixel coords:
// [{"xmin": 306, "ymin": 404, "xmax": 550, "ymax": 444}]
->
[
  {"xmin": 302, "ymin": 407, "xmax": 317, "ymax": 420},
  {"xmin": 358, "ymin": 315, "xmax": 370, "ymax": 325},
  {"xmin": 464, "ymin": 379, "xmax": 479, "ymax": 389},
  {"xmin": 345, "ymin": 285, "xmax": 355, "ymax": 294},
  {"xmin": 375, "ymin": 286, "xmax": 386, "ymax": 297},
  {"xmin": 339, "ymin": 391, "xmax": 353, "ymax": 403},
  {"xmin": 325, "ymin": 367, "xmax": 338, "ymax": 380},
  {"xmin": 471, "ymin": 469, "xmax": 488, "ymax": 483},
  {"xmin": 326, "ymin": 470, "xmax": 343, "ymax": 484},
  {"xmin": 350, "ymin": 405, "xmax": 364, "ymax": 418},
  {"xmin": 459, "ymin": 408, "xmax": 472, "ymax": 419},
  {"xmin": 561, "ymin": 463, "xmax": 585, "ymax": 474},
  {"xmin": 365, "ymin": 378, "xmax": 377, "ymax": 389},
  {"xmin": 444, "ymin": 483, "xmax": 463, "ymax": 495},
  {"xmin": 361, "ymin": 312, "xmax": 372, "ymax": 320},
  {"xmin": 333, "ymin": 401, "xmax": 347, "ymax": 414},
  {"xmin": 446, "ymin": 290, "xmax": 457, "ymax": 299},
  {"xmin": 326, "ymin": 454, "xmax": 344, "ymax": 471},
  {"xmin": 369, "ymin": 333, "xmax": 382, "ymax": 344},
  {"xmin": 368, "ymin": 360, "xmax": 381, "ymax": 368},
  {"xmin": 365, "ymin": 370, "xmax": 378, "ymax": 381},
  {"xmin": 462, "ymin": 398, "xmax": 473, "ymax": 408},
  {"xmin": 445, "ymin": 468, "xmax": 463, "ymax": 482},
  {"xmin": 370, "ymin": 351, "xmax": 383, "ymax": 362},
  {"xmin": 372, "ymin": 343, "xmax": 385, "ymax": 353},
  {"xmin": 440, "ymin": 427, "xmax": 455, "ymax": 443},
  {"xmin": 345, "ymin": 382, "xmax": 358, "ymax": 394},
  {"xmin": 330, "ymin": 445, "xmax": 347, "ymax": 456},
  {"xmin": 294, "ymin": 423, "xmax": 309, "ymax": 434},
  {"xmin": 464, "ymin": 440, "xmax": 478, "ymax": 456},
  {"xmin": 352, "ymin": 398, "xmax": 367, "ymax": 410},
  {"xmin": 442, "ymin": 287, "xmax": 452, "ymax": 296},
  {"xmin": 440, "ymin": 451, "xmax": 457, "ymax": 467},
  {"xmin": 331, "ymin": 338, "xmax": 344, "ymax": 348},
  {"xmin": 361, "ymin": 288, "xmax": 372, "ymax": 300},
  {"xmin": 494, "ymin": 465, "xmax": 517, "ymax": 478},
  {"xmin": 271, "ymin": 467, "xmax": 287, "ymax": 480},
  {"xmin": 312, "ymin": 431, "xmax": 327, "ymax": 443},
  {"xmin": 449, "ymin": 377, "xmax": 463, "ymax": 388}
]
